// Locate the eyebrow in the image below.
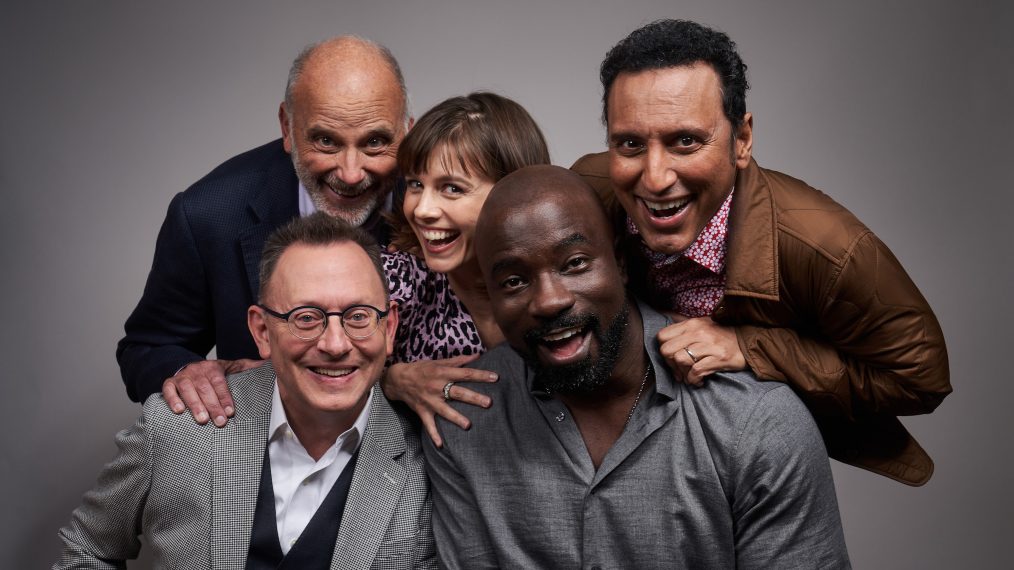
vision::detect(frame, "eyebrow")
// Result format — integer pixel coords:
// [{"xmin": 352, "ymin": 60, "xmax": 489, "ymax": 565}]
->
[
  {"xmin": 305, "ymin": 124, "xmax": 397, "ymax": 140},
  {"xmin": 488, "ymin": 232, "xmax": 590, "ymax": 276},
  {"xmin": 489, "ymin": 257, "xmax": 518, "ymax": 277},
  {"xmin": 556, "ymin": 233, "xmax": 589, "ymax": 250},
  {"xmin": 608, "ymin": 131, "xmax": 641, "ymax": 144},
  {"xmin": 363, "ymin": 127, "xmax": 396, "ymax": 140}
]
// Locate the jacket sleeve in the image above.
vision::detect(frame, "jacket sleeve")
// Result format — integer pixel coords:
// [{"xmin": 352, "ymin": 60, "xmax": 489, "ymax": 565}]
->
[
  {"xmin": 53, "ymin": 416, "xmax": 152, "ymax": 569},
  {"xmin": 116, "ymin": 192, "xmax": 214, "ymax": 402},
  {"xmin": 731, "ymin": 386, "xmax": 850, "ymax": 569},
  {"xmin": 734, "ymin": 230, "xmax": 950, "ymax": 418},
  {"xmin": 422, "ymin": 429, "xmax": 499, "ymax": 570}
]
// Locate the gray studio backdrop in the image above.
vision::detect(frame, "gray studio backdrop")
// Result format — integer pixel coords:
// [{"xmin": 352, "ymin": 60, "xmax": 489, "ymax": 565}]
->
[{"xmin": 2, "ymin": 1, "xmax": 1009, "ymax": 568}]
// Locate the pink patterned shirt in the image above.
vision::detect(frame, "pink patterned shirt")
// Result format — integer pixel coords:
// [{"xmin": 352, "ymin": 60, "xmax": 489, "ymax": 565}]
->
[{"xmin": 627, "ymin": 190, "xmax": 733, "ymax": 317}]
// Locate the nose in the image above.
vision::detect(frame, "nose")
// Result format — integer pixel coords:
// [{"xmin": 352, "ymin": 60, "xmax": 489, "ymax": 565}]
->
[
  {"xmin": 316, "ymin": 315, "xmax": 353, "ymax": 357},
  {"xmin": 530, "ymin": 273, "xmax": 575, "ymax": 319},
  {"xmin": 335, "ymin": 150, "xmax": 366, "ymax": 186},
  {"xmin": 412, "ymin": 188, "xmax": 442, "ymax": 223},
  {"xmin": 641, "ymin": 144, "xmax": 677, "ymax": 194}
]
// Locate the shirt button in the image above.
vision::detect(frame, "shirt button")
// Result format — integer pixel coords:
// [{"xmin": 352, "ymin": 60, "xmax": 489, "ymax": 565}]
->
[{"xmin": 290, "ymin": 538, "xmax": 297, "ymax": 547}]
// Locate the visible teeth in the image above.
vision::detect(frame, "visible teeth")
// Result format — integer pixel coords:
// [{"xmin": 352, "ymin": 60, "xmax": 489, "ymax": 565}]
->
[
  {"xmin": 421, "ymin": 229, "xmax": 457, "ymax": 241},
  {"xmin": 328, "ymin": 184, "xmax": 367, "ymax": 198},
  {"xmin": 311, "ymin": 367, "xmax": 353, "ymax": 377},
  {"xmin": 643, "ymin": 197, "xmax": 690, "ymax": 211},
  {"xmin": 543, "ymin": 327, "xmax": 582, "ymax": 342}
]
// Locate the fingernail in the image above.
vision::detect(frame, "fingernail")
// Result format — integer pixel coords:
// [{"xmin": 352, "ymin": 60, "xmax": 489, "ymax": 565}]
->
[
  {"xmin": 214, "ymin": 416, "xmax": 226, "ymax": 427},
  {"xmin": 488, "ymin": 373, "xmax": 499, "ymax": 381},
  {"xmin": 224, "ymin": 406, "xmax": 235, "ymax": 416},
  {"xmin": 173, "ymin": 404, "xmax": 184, "ymax": 413},
  {"xmin": 196, "ymin": 412, "xmax": 209, "ymax": 423},
  {"xmin": 482, "ymin": 398, "xmax": 492, "ymax": 408}
]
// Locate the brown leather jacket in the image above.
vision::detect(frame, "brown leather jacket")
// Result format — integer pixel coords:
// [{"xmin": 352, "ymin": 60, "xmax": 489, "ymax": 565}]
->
[{"xmin": 572, "ymin": 152, "xmax": 951, "ymax": 485}]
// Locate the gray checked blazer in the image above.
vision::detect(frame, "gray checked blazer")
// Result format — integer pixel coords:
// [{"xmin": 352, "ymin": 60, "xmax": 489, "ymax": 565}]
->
[{"xmin": 54, "ymin": 363, "xmax": 436, "ymax": 569}]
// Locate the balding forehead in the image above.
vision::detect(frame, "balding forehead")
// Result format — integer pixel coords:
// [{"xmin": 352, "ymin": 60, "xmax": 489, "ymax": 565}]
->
[{"xmin": 285, "ymin": 36, "xmax": 408, "ymax": 121}]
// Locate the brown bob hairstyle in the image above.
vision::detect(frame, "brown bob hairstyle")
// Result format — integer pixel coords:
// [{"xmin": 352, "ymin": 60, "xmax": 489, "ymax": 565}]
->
[{"xmin": 388, "ymin": 91, "xmax": 551, "ymax": 252}]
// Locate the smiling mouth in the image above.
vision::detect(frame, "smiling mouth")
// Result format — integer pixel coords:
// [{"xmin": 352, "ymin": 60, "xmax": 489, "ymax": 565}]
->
[
  {"xmin": 327, "ymin": 183, "xmax": 371, "ymax": 199},
  {"xmin": 642, "ymin": 196, "xmax": 691, "ymax": 219},
  {"xmin": 540, "ymin": 325, "xmax": 590, "ymax": 359},
  {"xmin": 309, "ymin": 366, "xmax": 354, "ymax": 378},
  {"xmin": 421, "ymin": 229, "xmax": 461, "ymax": 248}
]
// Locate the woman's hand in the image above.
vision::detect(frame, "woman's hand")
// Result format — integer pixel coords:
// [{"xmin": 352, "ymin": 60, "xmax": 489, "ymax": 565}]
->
[{"xmin": 381, "ymin": 355, "xmax": 499, "ymax": 447}]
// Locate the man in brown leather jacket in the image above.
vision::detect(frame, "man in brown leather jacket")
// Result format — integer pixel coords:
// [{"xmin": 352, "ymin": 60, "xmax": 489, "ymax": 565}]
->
[{"xmin": 572, "ymin": 19, "xmax": 950, "ymax": 485}]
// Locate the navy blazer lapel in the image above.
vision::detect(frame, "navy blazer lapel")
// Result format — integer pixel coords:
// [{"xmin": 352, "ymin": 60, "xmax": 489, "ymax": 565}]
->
[
  {"xmin": 240, "ymin": 143, "xmax": 299, "ymax": 299},
  {"xmin": 211, "ymin": 367, "xmax": 276, "ymax": 570},
  {"xmin": 330, "ymin": 386, "xmax": 408, "ymax": 570},
  {"xmin": 240, "ymin": 223, "xmax": 279, "ymax": 300}
]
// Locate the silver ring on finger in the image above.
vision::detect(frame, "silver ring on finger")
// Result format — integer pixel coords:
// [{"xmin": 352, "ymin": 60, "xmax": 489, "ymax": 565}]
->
[
  {"xmin": 683, "ymin": 346, "xmax": 700, "ymax": 363},
  {"xmin": 443, "ymin": 381, "xmax": 456, "ymax": 401}
]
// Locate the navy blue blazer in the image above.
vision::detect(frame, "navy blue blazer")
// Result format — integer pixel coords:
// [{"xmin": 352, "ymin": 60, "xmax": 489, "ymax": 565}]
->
[{"xmin": 117, "ymin": 140, "xmax": 300, "ymax": 402}]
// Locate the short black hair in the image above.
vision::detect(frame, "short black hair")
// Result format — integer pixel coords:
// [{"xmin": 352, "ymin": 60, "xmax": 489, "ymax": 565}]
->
[
  {"xmin": 258, "ymin": 212, "xmax": 388, "ymax": 302},
  {"xmin": 600, "ymin": 19, "xmax": 749, "ymax": 128}
]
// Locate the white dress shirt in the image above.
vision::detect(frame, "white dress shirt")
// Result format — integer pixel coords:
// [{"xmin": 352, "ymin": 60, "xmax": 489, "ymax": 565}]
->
[
  {"xmin": 297, "ymin": 180, "xmax": 394, "ymax": 218},
  {"xmin": 266, "ymin": 384, "xmax": 372, "ymax": 554},
  {"xmin": 297, "ymin": 181, "xmax": 317, "ymax": 217}
]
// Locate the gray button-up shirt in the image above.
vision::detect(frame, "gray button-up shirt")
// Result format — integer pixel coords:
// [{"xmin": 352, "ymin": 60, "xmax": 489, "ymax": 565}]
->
[{"xmin": 423, "ymin": 301, "xmax": 849, "ymax": 569}]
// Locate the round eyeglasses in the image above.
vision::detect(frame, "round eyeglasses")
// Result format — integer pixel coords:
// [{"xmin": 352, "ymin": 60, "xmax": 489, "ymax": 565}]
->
[{"xmin": 258, "ymin": 304, "xmax": 389, "ymax": 341}]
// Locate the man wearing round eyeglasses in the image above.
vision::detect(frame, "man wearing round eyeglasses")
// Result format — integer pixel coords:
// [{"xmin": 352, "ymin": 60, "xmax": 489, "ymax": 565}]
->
[
  {"xmin": 248, "ymin": 238, "xmax": 396, "ymax": 430},
  {"xmin": 55, "ymin": 212, "xmax": 435, "ymax": 568}
]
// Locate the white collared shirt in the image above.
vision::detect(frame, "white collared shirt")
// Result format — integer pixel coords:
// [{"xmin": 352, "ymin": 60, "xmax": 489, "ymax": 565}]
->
[
  {"xmin": 266, "ymin": 383, "xmax": 372, "ymax": 554},
  {"xmin": 296, "ymin": 181, "xmax": 395, "ymax": 217},
  {"xmin": 297, "ymin": 181, "xmax": 317, "ymax": 217}
]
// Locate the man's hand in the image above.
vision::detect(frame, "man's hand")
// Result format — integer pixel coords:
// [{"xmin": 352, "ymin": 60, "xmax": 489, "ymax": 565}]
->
[
  {"xmin": 381, "ymin": 355, "xmax": 498, "ymax": 448},
  {"xmin": 162, "ymin": 359, "xmax": 263, "ymax": 427},
  {"xmin": 657, "ymin": 316, "xmax": 747, "ymax": 385}
]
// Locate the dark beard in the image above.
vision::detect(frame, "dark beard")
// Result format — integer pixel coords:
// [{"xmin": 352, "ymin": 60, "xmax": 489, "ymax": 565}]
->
[{"xmin": 525, "ymin": 299, "xmax": 630, "ymax": 395}]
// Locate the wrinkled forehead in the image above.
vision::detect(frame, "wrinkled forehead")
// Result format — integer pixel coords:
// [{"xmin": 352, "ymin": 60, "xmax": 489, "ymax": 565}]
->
[{"xmin": 289, "ymin": 61, "xmax": 407, "ymax": 128}]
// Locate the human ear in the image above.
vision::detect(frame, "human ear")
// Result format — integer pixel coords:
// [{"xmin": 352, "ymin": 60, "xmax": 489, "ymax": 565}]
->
[
  {"xmin": 248, "ymin": 305, "xmax": 272, "ymax": 360},
  {"xmin": 279, "ymin": 103, "xmax": 293, "ymax": 154},
  {"xmin": 734, "ymin": 112, "xmax": 753, "ymax": 169},
  {"xmin": 383, "ymin": 301, "xmax": 399, "ymax": 357}
]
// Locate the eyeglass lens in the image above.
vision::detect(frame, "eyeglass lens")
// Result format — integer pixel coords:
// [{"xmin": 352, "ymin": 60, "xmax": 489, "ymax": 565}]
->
[{"xmin": 286, "ymin": 306, "xmax": 380, "ymax": 340}]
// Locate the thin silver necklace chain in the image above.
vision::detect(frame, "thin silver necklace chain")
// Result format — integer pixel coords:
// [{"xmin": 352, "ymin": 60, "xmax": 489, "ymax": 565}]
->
[{"xmin": 625, "ymin": 361, "xmax": 653, "ymax": 427}]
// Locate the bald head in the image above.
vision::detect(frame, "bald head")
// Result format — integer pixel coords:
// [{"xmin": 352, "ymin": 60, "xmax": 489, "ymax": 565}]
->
[
  {"xmin": 476, "ymin": 164, "xmax": 621, "ymax": 293},
  {"xmin": 279, "ymin": 36, "xmax": 409, "ymax": 227},
  {"xmin": 284, "ymin": 36, "xmax": 408, "ymax": 126},
  {"xmin": 475, "ymin": 165, "xmax": 634, "ymax": 392},
  {"xmin": 477, "ymin": 165, "xmax": 614, "ymax": 256}
]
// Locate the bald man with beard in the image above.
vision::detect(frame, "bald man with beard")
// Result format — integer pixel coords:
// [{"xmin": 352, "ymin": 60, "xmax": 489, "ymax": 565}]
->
[
  {"xmin": 118, "ymin": 37, "xmax": 411, "ymax": 428},
  {"xmin": 422, "ymin": 166, "xmax": 850, "ymax": 569}
]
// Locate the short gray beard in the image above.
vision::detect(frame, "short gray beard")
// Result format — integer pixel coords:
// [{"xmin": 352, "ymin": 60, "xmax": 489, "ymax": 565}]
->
[{"xmin": 291, "ymin": 144, "xmax": 393, "ymax": 227}]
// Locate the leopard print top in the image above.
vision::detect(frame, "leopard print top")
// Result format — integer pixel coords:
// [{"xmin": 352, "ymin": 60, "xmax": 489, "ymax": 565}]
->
[{"xmin": 383, "ymin": 251, "xmax": 485, "ymax": 363}]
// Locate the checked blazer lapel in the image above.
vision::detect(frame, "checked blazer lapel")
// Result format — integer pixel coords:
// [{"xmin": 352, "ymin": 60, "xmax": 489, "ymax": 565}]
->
[
  {"xmin": 330, "ymin": 386, "xmax": 409, "ymax": 570},
  {"xmin": 210, "ymin": 365, "xmax": 276, "ymax": 570}
]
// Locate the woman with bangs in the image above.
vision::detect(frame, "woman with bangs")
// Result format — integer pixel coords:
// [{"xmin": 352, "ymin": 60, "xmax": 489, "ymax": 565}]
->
[{"xmin": 381, "ymin": 92, "xmax": 550, "ymax": 444}]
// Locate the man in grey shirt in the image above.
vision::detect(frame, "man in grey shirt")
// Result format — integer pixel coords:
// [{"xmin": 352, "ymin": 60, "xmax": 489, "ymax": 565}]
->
[{"xmin": 423, "ymin": 165, "xmax": 849, "ymax": 569}]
